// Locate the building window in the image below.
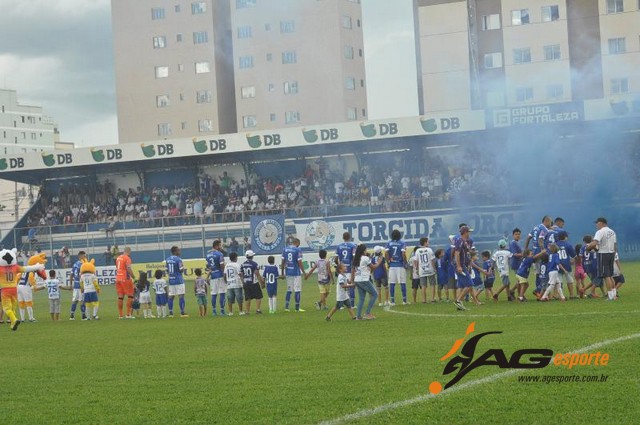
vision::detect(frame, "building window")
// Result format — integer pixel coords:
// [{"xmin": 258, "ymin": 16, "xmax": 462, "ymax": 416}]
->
[
  {"xmin": 237, "ymin": 26, "xmax": 252, "ymax": 38},
  {"xmin": 195, "ymin": 61, "xmax": 210, "ymax": 73},
  {"xmin": 270, "ymin": 113, "xmax": 276, "ymax": 122},
  {"xmin": 481, "ymin": 14, "xmax": 501, "ymax": 30},
  {"xmin": 513, "ymin": 48, "xmax": 531, "ymax": 64},
  {"xmin": 239, "ymin": 55, "xmax": 254, "ymax": 69},
  {"xmin": 243, "ymin": 115, "xmax": 257, "ymax": 128},
  {"xmin": 191, "ymin": 2, "xmax": 207, "ymax": 14},
  {"xmin": 151, "ymin": 7, "xmax": 165, "ymax": 20},
  {"xmin": 280, "ymin": 20, "xmax": 295, "ymax": 33},
  {"xmin": 543, "ymin": 44, "xmax": 561, "ymax": 60},
  {"xmin": 285, "ymin": 111, "xmax": 300, "ymax": 124},
  {"xmin": 608, "ymin": 38, "xmax": 626, "ymax": 54},
  {"xmin": 342, "ymin": 16, "xmax": 353, "ymax": 29},
  {"xmin": 237, "ymin": 0, "xmax": 256, "ymax": 8},
  {"xmin": 515, "ymin": 87, "xmax": 534, "ymax": 102},
  {"xmin": 178, "ymin": 64, "xmax": 184, "ymax": 72},
  {"xmin": 610, "ymin": 78, "xmax": 629, "ymax": 94},
  {"xmin": 344, "ymin": 45, "xmax": 354, "ymax": 59},
  {"xmin": 606, "ymin": 0, "xmax": 624, "ymax": 13},
  {"xmin": 345, "ymin": 77, "xmax": 356, "ymax": 90},
  {"xmin": 181, "ymin": 122, "xmax": 187, "ymax": 130},
  {"xmin": 196, "ymin": 90, "xmax": 212, "ymax": 103},
  {"xmin": 265, "ymin": 23, "xmax": 271, "ymax": 31},
  {"xmin": 268, "ymin": 83, "xmax": 275, "ymax": 92},
  {"xmin": 266, "ymin": 53, "xmax": 272, "ymax": 61},
  {"xmin": 347, "ymin": 107, "xmax": 357, "ymax": 121},
  {"xmin": 511, "ymin": 9, "xmax": 529, "ymax": 25},
  {"xmin": 153, "ymin": 36, "xmax": 167, "ymax": 49},
  {"xmin": 282, "ymin": 51, "xmax": 297, "ymax": 64},
  {"xmin": 193, "ymin": 31, "xmax": 209, "ymax": 44},
  {"xmin": 483, "ymin": 52, "xmax": 503, "ymax": 68},
  {"xmin": 155, "ymin": 66, "xmax": 169, "ymax": 78},
  {"xmin": 156, "ymin": 95, "xmax": 170, "ymax": 107},
  {"xmin": 284, "ymin": 81, "xmax": 299, "ymax": 94},
  {"xmin": 241, "ymin": 86, "xmax": 256, "ymax": 98},
  {"xmin": 198, "ymin": 119, "xmax": 213, "ymax": 132},
  {"xmin": 175, "ymin": 5, "xmax": 181, "ymax": 13},
  {"xmin": 158, "ymin": 123, "xmax": 172, "ymax": 137},
  {"xmin": 485, "ymin": 91, "xmax": 505, "ymax": 107},
  {"xmin": 177, "ymin": 33, "xmax": 183, "ymax": 42},
  {"xmin": 546, "ymin": 84, "xmax": 563, "ymax": 99},
  {"xmin": 541, "ymin": 5, "xmax": 559, "ymax": 22}
]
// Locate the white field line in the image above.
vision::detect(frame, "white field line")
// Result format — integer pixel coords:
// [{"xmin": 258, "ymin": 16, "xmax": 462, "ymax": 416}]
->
[
  {"xmin": 317, "ymin": 332, "xmax": 640, "ymax": 425},
  {"xmin": 385, "ymin": 308, "xmax": 640, "ymax": 319}
]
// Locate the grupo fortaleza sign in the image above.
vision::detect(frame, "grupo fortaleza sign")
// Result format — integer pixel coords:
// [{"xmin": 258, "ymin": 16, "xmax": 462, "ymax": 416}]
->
[
  {"xmin": 0, "ymin": 111, "xmax": 485, "ymax": 173},
  {"xmin": 293, "ymin": 208, "xmax": 528, "ymax": 251},
  {"xmin": 488, "ymin": 102, "xmax": 584, "ymax": 128}
]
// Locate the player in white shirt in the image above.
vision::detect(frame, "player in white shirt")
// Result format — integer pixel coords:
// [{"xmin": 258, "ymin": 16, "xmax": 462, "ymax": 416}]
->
[
  {"xmin": 414, "ymin": 237, "xmax": 437, "ymax": 303},
  {"xmin": 586, "ymin": 217, "xmax": 618, "ymax": 300},
  {"xmin": 152, "ymin": 270, "xmax": 168, "ymax": 318},
  {"xmin": 224, "ymin": 253, "xmax": 244, "ymax": 316},
  {"xmin": 80, "ymin": 260, "xmax": 101, "ymax": 320},
  {"xmin": 35, "ymin": 270, "xmax": 72, "ymax": 321},
  {"xmin": 325, "ymin": 263, "xmax": 355, "ymax": 321},
  {"xmin": 350, "ymin": 244, "xmax": 383, "ymax": 320},
  {"xmin": 492, "ymin": 240, "xmax": 514, "ymax": 302}
]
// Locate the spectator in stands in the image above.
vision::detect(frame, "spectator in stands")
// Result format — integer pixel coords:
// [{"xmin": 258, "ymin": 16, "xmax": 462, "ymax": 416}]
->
[
  {"xmin": 229, "ymin": 237, "xmax": 239, "ymax": 254},
  {"xmin": 104, "ymin": 246, "xmax": 113, "ymax": 266}
]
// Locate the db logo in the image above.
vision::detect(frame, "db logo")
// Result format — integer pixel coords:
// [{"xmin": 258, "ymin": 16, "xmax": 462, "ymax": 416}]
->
[
  {"xmin": 42, "ymin": 153, "xmax": 72, "ymax": 167},
  {"xmin": 246, "ymin": 134, "xmax": 281, "ymax": 149},
  {"xmin": 91, "ymin": 148, "xmax": 122, "ymax": 162},
  {"xmin": 141, "ymin": 143, "xmax": 174, "ymax": 158},
  {"xmin": 0, "ymin": 158, "xmax": 25, "ymax": 170},
  {"xmin": 192, "ymin": 138, "xmax": 227, "ymax": 153},
  {"xmin": 302, "ymin": 128, "xmax": 339, "ymax": 143},
  {"xmin": 359, "ymin": 122, "xmax": 398, "ymax": 138}
]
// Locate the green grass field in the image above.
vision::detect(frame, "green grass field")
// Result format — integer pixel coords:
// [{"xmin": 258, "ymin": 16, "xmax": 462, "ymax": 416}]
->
[{"xmin": 4, "ymin": 264, "xmax": 639, "ymax": 425}]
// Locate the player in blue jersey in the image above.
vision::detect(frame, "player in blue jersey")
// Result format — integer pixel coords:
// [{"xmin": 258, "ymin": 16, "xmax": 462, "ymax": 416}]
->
[
  {"xmin": 509, "ymin": 228, "xmax": 523, "ymax": 295},
  {"xmin": 435, "ymin": 248, "xmax": 448, "ymax": 302},
  {"xmin": 263, "ymin": 256, "xmax": 279, "ymax": 314},
  {"xmin": 515, "ymin": 250, "xmax": 534, "ymax": 302},
  {"xmin": 453, "ymin": 226, "xmax": 479, "ymax": 310},
  {"xmin": 205, "ymin": 240, "xmax": 226, "ymax": 316},
  {"xmin": 443, "ymin": 235, "xmax": 456, "ymax": 301},
  {"xmin": 68, "ymin": 250, "xmax": 87, "ymax": 320},
  {"xmin": 335, "ymin": 232, "xmax": 357, "ymax": 306},
  {"xmin": 372, "ymin": 246, "xmax": 389, "ymax": 306},
  {"xmin": 580, "ymin": 235, "xmax": 604, "ymax": 298},
  {"xmin": 166, "ymin": 246, "xmax": 188, "ymax": 317},
  {"xmin": 555, "ymin": 231, "xmax": 577, "ymax": 298},
  {"xmin": 540, "ymin": 244, "xmax": 568, "ymax": 302},
  {"xmin": 281, "ymin": 238, "xmax": 307, "ymax": 312},
  {"xmin": 386, "ymin": 229, "xmax": 408, "ymax": 305},
  {"xmin": 525, "ymin": 216, "xmax": 551, "ymax": 298},
  {"xmin": 242, "ymin": 250, "xmax": 264, "ymax": 314},
  {"xmin": 544, "ymin": 217, "xmax": 566, "ymax": 248}
]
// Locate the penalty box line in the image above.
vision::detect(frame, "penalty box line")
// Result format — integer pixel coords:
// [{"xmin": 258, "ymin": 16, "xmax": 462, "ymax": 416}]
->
[
  {"xmin": 385, "ymin": 308, "xmax": 640, "ymax": 319},
  {"xmin": 317, "ymin": 332, "xmax": 640, "ymax": 425}
]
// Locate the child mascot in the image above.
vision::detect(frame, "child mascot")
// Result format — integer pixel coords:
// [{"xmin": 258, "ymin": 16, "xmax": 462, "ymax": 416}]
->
[
  {"xmin": 17, "ymin": 252, "xmax": 48, "ymax": 323},
  {"xmin": 80, "ymin": 258, "xmax": 101, "ymax": 320},
  {"xmin": 0, "ymin": 249, "xmax": 46, "ymax": 331}
]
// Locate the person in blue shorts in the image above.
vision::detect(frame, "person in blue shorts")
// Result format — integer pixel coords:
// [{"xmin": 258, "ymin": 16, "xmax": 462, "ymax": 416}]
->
[
  {"xmin": 263, "ymin": 256, "xmax": 279, "ymax": 314},
  {"xmin": 453, "ymin": 226, "xmax": 479, "ymax": 310}
]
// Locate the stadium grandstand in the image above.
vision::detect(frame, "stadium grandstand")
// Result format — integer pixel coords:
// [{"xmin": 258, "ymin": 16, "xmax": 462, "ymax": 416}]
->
[{"xmin": 2, "ymin": 100, "xmax": 640, "ymax": 267}]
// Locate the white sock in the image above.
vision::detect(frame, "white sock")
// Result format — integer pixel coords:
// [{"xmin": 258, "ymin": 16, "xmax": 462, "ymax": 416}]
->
[
  {"xmin": 613, "ymin": 288, "xmax": 617, "ymax": 298},
  {"xmin": 556, "ymin": 285, "xmax": 565, "ymax": 300},
  {"xmin": 157, "ymin": 306, "xmax": 162, "ymax": 316},
  {"xmin": 608, "ymin": 290, "xmax": 614, "ymax": 300},
  {"xmin": 19, "ymin": 309, "xmax": 25, "ymax": 321},
  {"xmin": 163, "ymin": 306, "xmax": 168, "ymax": 317},
  {"xmin": 93, "ymin": 306, "xmax": 99, "ymax": 316},
  {"xmin": 272, "ymin": 297, "xmax": 277, "ymax": 311},
  {"xmin": 268, "ymin": 298, "xmax": 273, "ymax": 311},
  {"xmin": 27, "ymin": 306, "xmax": 34, "ymax": 320}
]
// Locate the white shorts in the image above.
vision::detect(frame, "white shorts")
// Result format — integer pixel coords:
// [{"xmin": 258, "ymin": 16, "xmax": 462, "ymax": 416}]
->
[
  {"xmin": 211, "ymin": 278, "xmax": 227, "ymax": 295},
  {"xmin": 388, "ymin": 267, "xmax": 406, "ymax": 284},
  {"xmin": 139, "ymin": 292, "xmax": 152, "ymax": 304},
  {"xmin": 72, "ymin": 288, "xmax": 83, "ymax": 302},
  {"xmin": 168, "ymin": 284, "xmax": 185, "ymax": 296},
  {"xmin": 548, "ymin": 271, "xmax": 560, "ymax": 287},
  {"xmin": 17, "ymin": 285, "xmax": 33, "ymax": 303},
  {"xmin": 559, "ymin": 272, "xmax": 575, "ymax": 284},
  {"xmin": 286, "ymin": 276, "xmax": 302, "ymax": 292}
]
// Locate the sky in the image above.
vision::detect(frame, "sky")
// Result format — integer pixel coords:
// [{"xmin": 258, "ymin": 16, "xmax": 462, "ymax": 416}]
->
[{"xmin": 0, "ymin": 0, "xmax": 418, "ymax": 148}]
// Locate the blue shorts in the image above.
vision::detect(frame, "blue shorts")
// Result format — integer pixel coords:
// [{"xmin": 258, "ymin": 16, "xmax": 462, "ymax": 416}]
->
[
  {"xmin": 155, "ymin": 293, "xmax": 168, "ymax": 306},
  {"xmin": 83, "ymin": 292, "xmax": 98, "ymax": 303},
  {"xmin": 456, "ymin": 270, "xmax": 473, "ymax": 288},
  {"xmin": 266, "ymin": 283, "xmax": 277, "ymax": 298}
]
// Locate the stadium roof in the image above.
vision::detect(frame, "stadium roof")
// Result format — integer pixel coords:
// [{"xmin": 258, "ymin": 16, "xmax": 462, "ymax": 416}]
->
[{"xmin": 1, "ymin": 97, "xmax": 638, "ymax": 185}]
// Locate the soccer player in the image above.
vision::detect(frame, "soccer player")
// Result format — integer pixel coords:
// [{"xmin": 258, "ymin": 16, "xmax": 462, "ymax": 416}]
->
[
  {"xmin": 263, "ymin": 256, "xmax": 279, "ymax": 314},
  {"xmin": 386, "ymin": 229, "xmax": 408, "ymax": 305},
  {"xmin": 281, "ymin": 238, "xmax": 307, "ymax": 312},
  {"xmin": 115, "ymin": 247, "xmax": 135, "ymax": 319},
  {"xmin": 69, "ymin": 250, "xmax": 87, "ymax": 320},
  {"xmin": 37, "ymin": 270, "xmax": 71, "ymax": 321},
  {"xmin": 509, "ymin": 228, "xmax": 523, "ymax": 295},
  {"xmin": 305, "ymin": 249, "xmax": 333, "ymax": 311},
  {"xmin": 453, "ymin": 226, "xmax": 479, "ymax": 311},
  {"xmin": 372, "ymin": 246, "xmax": 389, "ymax": 306},
  {"xmin": 194, "ymin": 268, "xmax": 208, "ymax": 317},
  {"xmin": 540, "ymin": 244, "xmax": 568, "ymax": 302},
  {"xmin": 152, "ymin": 270, "xmax": 168, "ymax": 318},
  {"xmin": 166, "ymin": 246, "xmax": 188, "ymax": 317},
  {"xmin": 242, "ymin": 250, "xmax": 264, "ymax": 314},
  {"xmin": 415, "ymin": 237, "xmax": 437, "ymax": 303},
  {"xmin": 325, "ymin": 263, "xmax": 355, "ymax": 321},
  {"xmin": 335, "ymin": 232, "xmax": 357, "ymax": 306},
  {"xmin": 586, "ymin": 217, "xmax": 618, "ymax": 301},
  {"xmin": 556, "ymin": 231, "xmax": 577, "ymax": 298},
  {"xmin": 525, "ymin": 216, "xmax": 551, "ymax": 298},
  {"xmin": 205, "ymin": 240, "xmax": 226, "ymax": 316},
  {"xmin": 515, "ymin": 250, "xmax": 535, "ymax": 302},
  {"xmin": 492, "ymin": 240, "xmax": 513, "ymax": 301},
  {"xmin": 480, "ymin": 250, "xmax": 495, "ymax": 301},
  {"xmin": 224, "ymin": 252, "xmax": 243, "ymax": 316}
]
